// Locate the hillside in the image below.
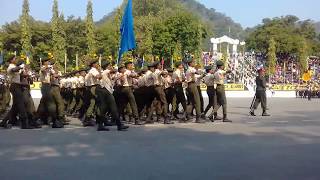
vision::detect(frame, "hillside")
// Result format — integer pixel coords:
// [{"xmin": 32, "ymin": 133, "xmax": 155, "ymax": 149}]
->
[{"xmin": 96, "ymin": 0, "xmax": 245, "ymax": 40}]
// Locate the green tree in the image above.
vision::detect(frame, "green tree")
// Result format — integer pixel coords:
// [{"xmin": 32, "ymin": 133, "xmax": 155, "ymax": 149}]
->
[
  {"xmin": 20, "ymin": 0, "xmax": 32, "ymax": 62},
  {"xmin": 86, "ymin": 0, "xmax": 96, "ymax": 56},
  {"xmin": 298, "ymin": 38, "xmax": 308, "ymax": 72},
  {"xmin": 267, "ymin": 38, "xmax": 277, "ymax": 75},
  {"xmin": 51, "ymin": 0, "xmax": 66, "ymax": 67}
]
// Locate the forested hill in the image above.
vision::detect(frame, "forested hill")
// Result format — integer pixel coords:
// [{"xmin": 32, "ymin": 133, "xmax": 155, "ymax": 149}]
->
[{"xmin": 97, "ymin": 0, "xmax": 245, "ymax": 39}]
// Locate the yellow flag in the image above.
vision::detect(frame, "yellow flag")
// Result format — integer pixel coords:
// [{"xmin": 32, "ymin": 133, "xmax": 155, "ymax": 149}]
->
[{"xmin": 26, "ymin": 56, "xmax": 30, "ymax": 65}]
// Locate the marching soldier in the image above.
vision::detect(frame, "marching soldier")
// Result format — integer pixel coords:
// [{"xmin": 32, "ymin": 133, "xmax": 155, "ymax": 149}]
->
[
  {"xmin": 153, "ymin": 62, "xmax": 173, "ymax": 124},
  {"xmin": 83, "ymin": 60, "xmax": 100, "ymax": 127},
  {"xmin": 172, "ymin": 61, "xmax": 189, "ymax": 121},
  {"xmin": 19, "ymin": 62, "xmax": 42, "ymax": 128},
  {"xmin": 49, "ymin": 64, "xmax": 67, "ymax": 127},
  {"xmin": 163, "ymin": 68, "xmax": 176, "ymax": 119},
  {"xmin": 95, "ymin": 61, "xmax": 129, "ymax": 131},
  {"xmin": 143, "ymin": 62, "xmax": 157, "ymax": 123},
  {"xmin": 195, "ymin": 64, "xmax": 205, "ymax": 117},
  {"xmin": 120, "ymin": 61, "xmax": 143, "ymax": 125},
  {"xmin": 250, "ymin": 68, "xmax": 270, "ymax": 116},
  {"xmin": 203, "ymin": 66, "xmax": 220, "ymax": 121},
  {"xmin": 185, "ymin": 59, "xmax": 205, "ymax": 123},
  {"xmin": 210, "ymin": 60, "xmax": 232, "ymax": 122},
  {"xmin": 0, "ymin": 72, "xmax": 10, "ymax": 117},
  {"xmin": 6, "ymin": 55, "xmax": 33, "ymax": 129},
  {"xmin": 37, "ymin": 58, "xmax": 54, "ymax": 125}
]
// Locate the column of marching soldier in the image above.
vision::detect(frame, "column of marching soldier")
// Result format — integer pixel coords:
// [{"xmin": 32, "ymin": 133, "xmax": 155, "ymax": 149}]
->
[{"xmin": 0, "ymin": 54, "xmax": 239, "ymax": 131}]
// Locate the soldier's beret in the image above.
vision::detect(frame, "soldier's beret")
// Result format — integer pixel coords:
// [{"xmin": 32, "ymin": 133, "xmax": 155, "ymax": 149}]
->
[
  {"xmin": 175, "ymin": 61, "xmax": 182, "ymax": 67},
  {"xmin": 185, "ymin": 59, "xmax": 194, "ymax": 64},
  {"xmin": 89, "ymin": 59, "xmax": 98, "ymax": 66},
  {"xmin": 101, "ymin": 61, "xmax": 111, "ymax": 69},
  {"xmin": 166, "ymin": 68, "xmax": 174, "ymax": 73},
  {"xmin": 204, "ymin": 66, "xmax": 213, "ymax": 70},
  {"xmin": 7, "ymin": 55, "xmax": 16, "ymax": 63},
  {"xmin": 216, "ymin": 60, "xmax": 224, "ymax": 67},
  {"xmin": 124, "ymin": 61, "xmax": 134, "ymax": 66}
]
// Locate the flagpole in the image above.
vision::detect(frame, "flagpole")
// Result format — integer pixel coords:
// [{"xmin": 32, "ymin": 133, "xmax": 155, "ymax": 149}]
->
[
  {"xmin": 99, "ymin": 54, "xmax": 102, "ymax": 66},
  {"xmin": 76, "ymin": 53, "xmax": 79, "ymax": 70},
  {"xmin": 64, "ymin": 53, "xmax": 67, "ymax": 73}
]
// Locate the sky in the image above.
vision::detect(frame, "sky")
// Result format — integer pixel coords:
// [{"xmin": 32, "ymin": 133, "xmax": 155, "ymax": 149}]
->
[{"xmin": 0, "ymin": 0, "xmax": 320, "ymax": 28}]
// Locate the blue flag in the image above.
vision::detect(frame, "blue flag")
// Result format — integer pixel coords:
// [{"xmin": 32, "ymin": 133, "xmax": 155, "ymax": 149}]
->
[
  {"xmin": 0, "ymin": 51, "xmax": 3, "ymax": 65},
  {"xmin": 117, "ymin": 0, "xmax": 136, "ymax": 64}
]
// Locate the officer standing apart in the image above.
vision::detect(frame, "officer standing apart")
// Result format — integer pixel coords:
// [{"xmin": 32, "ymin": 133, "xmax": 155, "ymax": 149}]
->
[{"xmin": 250, "ymin": 68, "xmax": 271, "ymax": 116}]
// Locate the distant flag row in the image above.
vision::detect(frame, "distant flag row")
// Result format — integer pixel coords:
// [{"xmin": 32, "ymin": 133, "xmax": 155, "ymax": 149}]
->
[{"xmin": 0, "ymin": 51, "xmax": 31, "ymax": 65}]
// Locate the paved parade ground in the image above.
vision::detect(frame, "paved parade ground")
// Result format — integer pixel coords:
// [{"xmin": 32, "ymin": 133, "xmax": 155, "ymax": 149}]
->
[{"xmin": 0, "ymin": 97, "xmax": 320, "ymax": 180}]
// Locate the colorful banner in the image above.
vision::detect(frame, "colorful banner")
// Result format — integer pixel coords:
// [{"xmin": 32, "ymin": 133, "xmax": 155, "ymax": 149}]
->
[
  {"xmin": 30, "ymin": 82, "xmax": 41, "ymax": 90},
  {"xmin": 200, "ymin": 84, "xmax": 245, "ymax": 91},
  {"xmin": 271, "ymin": 85, "xmax": 296, "ymax": 91}
]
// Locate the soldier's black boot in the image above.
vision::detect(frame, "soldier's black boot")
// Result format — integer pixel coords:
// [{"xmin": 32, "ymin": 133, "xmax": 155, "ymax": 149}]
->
[
  {"xmin": 83, "ymin": 117, "xmax": 95, "ymax": 127},
  {"xmin": 97, "ymin": 123, "xmax": 110, "ymax": 131},
  {"xmin": 52, "ymin": 118, "xmax": 64, "ymax": 128},
  {"xmin": 200, "ymin": 113, "xmax": 206, "ymax": 120},
  {"xmin": 262, "ymin": 111, "xmax": 270, "ymax": 116},
  {"xmin": 214, "ymin": 113, "xmax": 222, "ymax": 120},
  {"xmin": 0, "ymin": 120, "xmax": 12, "ymax": 129},
  {"xmin": 223, "ymin": 114, "xmax": 232, "ymax": 123},
  {"xmin": 134, "ymin": 118, "xmax": 145, "ymax": 125},
  {"xmin": 195, "ymin": 115, "xmax": 206, "ymax": 123},
  {"xmin": 164, "ymin": 116, "xmax": 174, "ymax": 124},
  {"xmin": 117, "ymin": 124, "xmax": 129, "ymax": 131},
  {"xmin": 31, "ymin": 119, "xmax": 42, "ymax": 129},
  {"xmin": 250, "ymin": 111, "xmax": 256, "ymax": 116},
  {"xmin": 21, "ymin": 118, "xmax": 35, "ymax": 129}
]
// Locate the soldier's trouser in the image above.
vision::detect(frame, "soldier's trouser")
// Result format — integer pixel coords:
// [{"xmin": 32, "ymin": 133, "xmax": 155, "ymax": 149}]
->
[
  {"xmin": 197, "ymin": 86, "xmax": 204, "ymax": 113},
  {"xmin": 22, "ymin": 86, "xmax": 36, "ymax": 116},
  {"xmin": 75, "ymin": 88, "xmax": 84, "ymax": 112},
  {"xmin": 96, "ymin": 86, "xmax": 121, "ymax": 126},
  {"xmin": 214, "ymin": 85, "xmax": 227, "ymax": 115},
  {"xmin": 9, "ymin": 83, "xmax": 27, "ymax": 120},
  {"xmin": 38, "ymin": 86, "xmax": 63, "ymax": 125},
  {"xmin": 0, "ymin": 85, "xmax": 8, "ymax": 113},
  {"xmin": 37, "ymin": 83, "xmax": 51, "ymax": 119},
  {"xmin": 155, "ymin": 86, "xmax": 168, "ymax": 117},
  {"xmin": 68, "ymin": 89, "xmax": 77, "ymax": 113},
  {"xmin": 187, "ymin": 82, "xmax": 201, "ymax": 116},
  {"xmin": 174, "ymin": 84, "xmax": 187, "ymax": 114},
  {"xmin": 120, "ymin": 87, "xmax": 139, "ymax": 119},
  {"xmin": 50, "ymin": 85, "xmax": 65, "ymax": 118},
  {"xmin": 253, "ymin": 90, "xmax": 267, "ymax": 111},
  {"xmin": 85, "ymin": 86, "xmax": 97, "ymax": 118},
  {"xmin": 165, "ymin": 87, "xmax": 175, "ymax": 112},
  {"xmin": 204, "ymin": 86, "xmax": 216, "ymax": 114}
]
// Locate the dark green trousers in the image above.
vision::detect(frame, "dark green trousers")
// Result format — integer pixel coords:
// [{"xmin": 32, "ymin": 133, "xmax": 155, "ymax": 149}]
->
[
  {"xmin": 187, "ymin": 82, "xmax": 201, "ymax": 116},
  {"xmin": 0, "ymin": 85, "xmax": 10, "ymax": 113},
  {"xmin": 197, "ymin": 86, "xmax": 204, "ymax": 113},
  {"xmin": 120, "ymin": 87, "xmax": 139, "ymax": 119},
  {"xmin": 253, "ymin": 90, "xmax": 267, "ymax": 111},
  {"xmin": 96, "ymin": 86, "xmax": 121, "ymax": 126},
  {"xmin": 50, "ymin": 85, "xmax": 65, "ymax": 118},
  {"xmin": 204, "ymin": 86, "xmax": 216, "ymax": 115},
  {"xmin": 9, "ymin": 83, "xmax": 28, "ymax": 120},
  {"xmin": 154, "ymin": 86, "xmax": 168, "ymax": 117},
  {"xmin": 173, "ymin": 83, "xmax": 187, "ymax": 114},
  {"xmin": 37, "ymin": 84, "xmax": 57, "ymax": 119},
  {"xmin": 85, "ymin": 86, "xmax": 97, "ymax": 118},
  {"xmin": 214, "ymin": 84, "xmax": 227, "ymax": 115}
]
